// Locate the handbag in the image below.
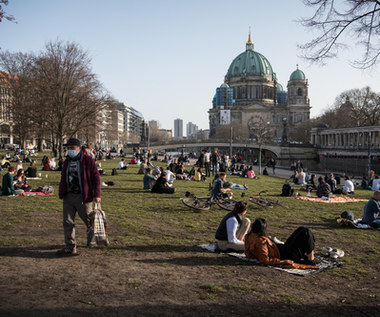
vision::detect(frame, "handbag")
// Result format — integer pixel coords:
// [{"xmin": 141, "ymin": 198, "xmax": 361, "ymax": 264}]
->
[{"xmin": 90, "ymin": 203, "xmax": 109, "ymax": 246}]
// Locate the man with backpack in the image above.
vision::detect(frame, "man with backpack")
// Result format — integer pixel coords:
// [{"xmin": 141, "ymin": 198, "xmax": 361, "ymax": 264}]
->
[{"xmin": 57, "ymin": 138, "xmax": 101, "ymax": 256}]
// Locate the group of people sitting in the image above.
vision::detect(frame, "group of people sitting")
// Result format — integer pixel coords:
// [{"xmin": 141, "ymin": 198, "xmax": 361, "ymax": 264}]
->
[
  {"xmin": 229, "ymin": 165, "xmax": 257, "ymax": 179},
  {"xmin": 215, "ymin": 201, "xmax": 319, "ymax": 270},
  {"xmin": 1, "ymin": 166, "xmax": 32, "ymax": 195}
]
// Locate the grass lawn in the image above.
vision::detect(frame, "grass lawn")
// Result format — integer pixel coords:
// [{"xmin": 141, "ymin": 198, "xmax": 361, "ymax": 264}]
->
[{"xmin": 0, "ymin": 150, "xmax": 379, "ymax": 316}]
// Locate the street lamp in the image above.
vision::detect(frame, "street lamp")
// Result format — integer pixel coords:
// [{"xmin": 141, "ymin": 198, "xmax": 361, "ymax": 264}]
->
[{"xmin": 281, "ymin": 117, "xmax": 288, "ymax": 145}]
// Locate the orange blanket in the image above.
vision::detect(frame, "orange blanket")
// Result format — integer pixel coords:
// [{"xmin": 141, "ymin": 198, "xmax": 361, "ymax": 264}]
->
[{"xmin": 289, "ymin": 195, "xmax": 367, "ymax": 203}]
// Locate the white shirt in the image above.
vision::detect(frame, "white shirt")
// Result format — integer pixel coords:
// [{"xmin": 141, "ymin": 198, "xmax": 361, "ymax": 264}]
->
[
  {"xmin": 118, "ymin": 161, "xmax": 125, "ymax": 169},
  {"xmin": 372, "ymin": 178, "xmax": 380, "ymax": 191},
  {"xmin": 165, "ymin": 170, "xmax": 175, "ymax": 182},
  {"xmin": 204, "ymin": 152, "xmax": 211, "ymax": 163},
  {"xmin": 343, "ymin": 180, "xmax": 355, "ymax": 193},
  {"xmin": 226, "ymin": 217, "xmax": 244, "ymax": 245},
  {"xmin": 49, "ymin": 160, "xmax": 56, "ymax": 169}
]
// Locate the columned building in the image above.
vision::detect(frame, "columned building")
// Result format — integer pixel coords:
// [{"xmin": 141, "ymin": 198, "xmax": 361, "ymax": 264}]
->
[{"xmin": 209, "ymin": 32, "xmax": 311, "ymax": 139}]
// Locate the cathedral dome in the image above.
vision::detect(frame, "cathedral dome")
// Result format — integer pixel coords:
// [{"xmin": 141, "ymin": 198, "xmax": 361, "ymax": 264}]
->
[
  {"xmin": 290, "ymin": 67, "xmax": 306, "ymax": 80},
  {"xmin": 277, "ymin": 83, "xmax": 284, "ymax": 92},
  {"xmin": 225, "ymin": 33, "xmax": 274, "ymax": 80}
]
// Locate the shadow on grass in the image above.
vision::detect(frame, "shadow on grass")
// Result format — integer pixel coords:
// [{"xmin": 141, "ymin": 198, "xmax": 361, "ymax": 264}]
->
[
  {"xmin": 135, "ymin": 255, "xmax": 247, "ymax": 267},
  {"xmin": 107, "ymin": 244, "xmax": 198, "ymax": 253},
  {"xmin": 286, "ymin": 218, "xmax": 337, "ymax": 230},
  {"xmin": 0, "ymin": 245, "xmax": 66, "ymax": 259}
]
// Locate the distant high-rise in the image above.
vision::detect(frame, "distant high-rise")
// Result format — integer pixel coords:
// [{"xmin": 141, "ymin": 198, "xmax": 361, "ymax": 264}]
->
[
  {"xmin": 174, "ymin": 118, "xmax": 183, "ymax": 139},
  {"xmin": 186, "ymin": 122, "xmax": 199, "ymax": 138}
]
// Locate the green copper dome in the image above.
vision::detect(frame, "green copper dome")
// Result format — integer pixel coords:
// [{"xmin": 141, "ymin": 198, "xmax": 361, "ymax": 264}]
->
[
  {"xmin": 290, "ymin": 67, "xmax": 306, "ymax": 80},
  {"xmin": 277, "ymin": 83, "xmax": 284, "ymax": 92},
  {"xmin": 225, "ymin": 34, "xmax": 274, "ymax": 80}
]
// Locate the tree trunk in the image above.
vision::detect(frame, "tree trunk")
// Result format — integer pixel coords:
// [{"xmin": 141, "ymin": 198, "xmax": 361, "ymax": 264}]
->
[{"xmin": 259, "ymin": 144, "xmax": 262, "ymax": 175}]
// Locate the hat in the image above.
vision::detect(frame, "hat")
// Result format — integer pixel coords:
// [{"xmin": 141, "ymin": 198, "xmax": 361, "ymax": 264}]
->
[{"xmin": 64, "ymin": 138, "xmax": 81, "ymax": 146}]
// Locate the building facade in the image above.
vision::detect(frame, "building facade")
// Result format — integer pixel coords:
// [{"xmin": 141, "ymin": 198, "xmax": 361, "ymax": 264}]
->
[
  {"xmin": 209, "ymin": 32, "xmax": 310, "ymax": 140},
  {"xmin": 0, "ymin": 72, "xmax": 13, "ymax": 144},
  {"xmin": 186, "ymin": 122, "xmax": 199, "ymax": 138},
  {"xmin": 174, "ymin": 118, "xmax": 183, "ymax": 139}
]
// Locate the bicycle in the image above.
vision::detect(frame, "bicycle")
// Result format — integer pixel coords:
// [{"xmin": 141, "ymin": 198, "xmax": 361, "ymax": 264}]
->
[
  {"xmin": 181, "ymin": 191, "xmax": 238, "ymax": 212},
  {"xmin": 243, "ymin": 191, "xmax": 288, "ymax": 209}
]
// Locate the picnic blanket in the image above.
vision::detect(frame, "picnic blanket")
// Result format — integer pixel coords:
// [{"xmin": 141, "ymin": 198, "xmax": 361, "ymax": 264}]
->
[
  {"xmin": 337, "ymin": 217, "xmax": 380, "ymax": 230},
  {"xmin": 18, "ymin": 192, "xmax": 54, "ymax": 196},
  {"xmin": 289, "ymin": 195, "xmax": 367, "ymax": 203},
  {"xmin": 198, "ymin": 242, "xmax": 344, "ymax": 276}
]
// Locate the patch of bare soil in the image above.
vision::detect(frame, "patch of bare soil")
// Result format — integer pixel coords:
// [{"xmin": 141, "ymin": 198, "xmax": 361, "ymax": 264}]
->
[{"xmin": 1, "ymin": 238, "xmax": 379, "ymax": 317}]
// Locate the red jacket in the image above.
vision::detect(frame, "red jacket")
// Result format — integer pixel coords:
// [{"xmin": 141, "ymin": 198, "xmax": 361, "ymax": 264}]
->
[{"xmin": 59, "ymin": 151, "xmax": 101, "ymax": 203}]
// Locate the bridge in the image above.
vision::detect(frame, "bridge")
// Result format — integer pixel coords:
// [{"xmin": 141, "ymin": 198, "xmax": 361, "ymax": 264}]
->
[{"xmin": 150, "ymin": 142, "xmax": 317, "ymax": 169}]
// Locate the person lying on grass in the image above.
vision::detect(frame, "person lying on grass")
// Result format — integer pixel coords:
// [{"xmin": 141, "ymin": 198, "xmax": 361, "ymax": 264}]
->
[
  {"xmin": 362, "ymin": 190, "xmax": 380, "ymax": 228},
  {"xmin": 244, "ymin": 218, "xmax": 318, "ymax": 269},
  {"xmin": 215, "ymin": 201, "xmax": 251, "ymax": 252}
]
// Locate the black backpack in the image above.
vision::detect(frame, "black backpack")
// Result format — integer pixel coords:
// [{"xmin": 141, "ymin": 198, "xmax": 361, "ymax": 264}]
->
[
  {"xmin": 111, "ymin": 168, "xmax": 118, "ymax": 176},
  {"xmin": 281, "ymin": 183, "xmax": 294, "ymax": 197}
]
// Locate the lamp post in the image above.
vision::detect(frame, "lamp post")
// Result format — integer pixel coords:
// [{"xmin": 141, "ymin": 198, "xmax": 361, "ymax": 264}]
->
[
  {"xmin": 368, "ymin": 131, "xmax": 371, "ymax": 180},
  {"xmin": 229, "ymin": 126, "xmax": 233, "ymax": 158},
  {"xmin": 281, "ymin": 117, "xmax": 288, "ymax": 145}
]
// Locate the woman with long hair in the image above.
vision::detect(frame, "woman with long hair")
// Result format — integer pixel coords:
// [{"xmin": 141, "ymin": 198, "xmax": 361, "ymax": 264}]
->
[{"xmin": 245, "ymin": 218, "xmax": 318, "ymax": 269}]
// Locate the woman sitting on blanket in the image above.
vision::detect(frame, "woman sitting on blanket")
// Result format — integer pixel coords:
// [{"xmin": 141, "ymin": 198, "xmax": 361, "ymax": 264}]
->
[
  {"xmin": 13, "ymin": 169, "xmax": 31, "ymax": 192},
  {"xmin": 245, "ymin": 218, "xmax": 318, "ymax": 270},
  {"xmin": 215, "ymin": 201, "xmax": 251, "ymax": 252},
  {"xmin": 316, "ymin": 176, "xmax": 332, "ymax": 198}
]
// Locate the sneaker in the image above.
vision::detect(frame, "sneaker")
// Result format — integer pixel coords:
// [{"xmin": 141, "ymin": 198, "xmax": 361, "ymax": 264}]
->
[
  {"xmin": 56, "ymin": 247, "xmax": 78, "ymax": 256},
  {"xmin": 322, "ymin": 246, "xmax": 332, "ymax": 256},
  {"xmin": 101, "ymin": 182, "xmax": 108, "ymax": 186},
  {"xmin": 244, "ymin": 184, "xmax": 248, "ymax": 190},
  {"xmin": 330, "ymin": 248, "xmax": 344, "ymax": 258}
]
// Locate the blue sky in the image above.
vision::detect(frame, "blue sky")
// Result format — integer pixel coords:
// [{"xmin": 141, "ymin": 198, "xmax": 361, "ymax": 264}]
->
[{"xmin": 1, "ymin": 0, "xmax": 379, "ymax": 133}]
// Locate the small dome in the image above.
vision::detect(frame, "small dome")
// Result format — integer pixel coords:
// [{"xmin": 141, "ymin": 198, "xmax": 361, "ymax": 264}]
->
[
  {"xmin": 220, "ymin": 83, "xmax": 229, "ymax": 88},
  {"xmin": 290, "ymin": 67, "xmax": 306, "ymax": 80},
  {"xmin": 277, "ymin": 83, "xmax": 284, "ymax": 92}
]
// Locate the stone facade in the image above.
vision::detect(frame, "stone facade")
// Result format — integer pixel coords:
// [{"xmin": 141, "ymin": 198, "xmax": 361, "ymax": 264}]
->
[{"xmin": 209, "ymin": 33, "xmax": 310, "ymax": 140}]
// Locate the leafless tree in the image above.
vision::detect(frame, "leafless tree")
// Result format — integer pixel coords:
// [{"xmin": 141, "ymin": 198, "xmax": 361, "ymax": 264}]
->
[
  {"xmin": 299, "ymin": 0, "xmax": 380, "ymax": 68},
  {"xmin": 33, "ymin": 40, "xmax": 107, "ymax": 157},
  {"xmin": 0, "ymin": 51, "xmax": 36, "ymax": 148},
  {"xmin": 0, "ymin": 0, "xmax": 15, "ymax": 23},
  {"xmin": 316, "ymin": 86, "xmax": 380, "ymax": 127},
  {"xmin": 247, "ymin": 117, "xmax": 272, "ymax": 174}
]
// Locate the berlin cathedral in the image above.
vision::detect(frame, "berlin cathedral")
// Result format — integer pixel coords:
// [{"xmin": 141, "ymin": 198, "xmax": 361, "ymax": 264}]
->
[{"xmin": 208, "ymin": 32, "xmax": 311, "ymax": 140}]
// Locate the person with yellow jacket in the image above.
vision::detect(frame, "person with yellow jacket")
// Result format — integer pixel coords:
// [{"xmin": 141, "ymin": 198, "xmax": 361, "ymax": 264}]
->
[{"xmin": 245, "ymin": 218, "xmax": 318, "ymax": 270}]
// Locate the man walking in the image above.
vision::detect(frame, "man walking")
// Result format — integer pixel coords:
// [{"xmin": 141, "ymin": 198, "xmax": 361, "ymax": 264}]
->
[{"xmin": 57, "ymin": 138, "xmax": 101, "ymax": 255}]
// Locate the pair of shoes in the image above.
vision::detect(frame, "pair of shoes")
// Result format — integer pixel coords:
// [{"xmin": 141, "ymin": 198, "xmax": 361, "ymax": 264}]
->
[
  {"xmin": 243, "ymin": 184, "xmax": 248, "ymax": 190},
  {"xmin": 56, "ymin": 246, "xmax": 78, "ymax": 256},
  {"xmin": 322, "ymin": 246, "xmax": 344, "ymax": 258}
]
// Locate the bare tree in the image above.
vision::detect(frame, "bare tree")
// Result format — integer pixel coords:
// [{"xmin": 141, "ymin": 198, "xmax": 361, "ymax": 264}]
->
[
  {"xmin": 316, "ymin": 86, "xmax": 380, "ymax": 127},
  {"xmin": 299, "ymin": 0, "xmax": 380, "ymax": 68},
  {"xmin": 0, "ymin": 51, "xmax": 36, "ymax": 148},
  {"xmin": 33, "ymin": 40, "xmax": 107, "ymax": 157},
  {"xmin": 247, "ymin": 117, "xmax": 272, "ymax": 174},
  {"xmin": 0, "ymin": 0, "xmax": 15, "ymax": 23}
]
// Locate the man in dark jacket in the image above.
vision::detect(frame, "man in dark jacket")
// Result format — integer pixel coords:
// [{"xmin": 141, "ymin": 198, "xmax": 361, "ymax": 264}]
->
[{"xmin": 57, "ymin": 138, "xmax": 101, "ymax": 255}]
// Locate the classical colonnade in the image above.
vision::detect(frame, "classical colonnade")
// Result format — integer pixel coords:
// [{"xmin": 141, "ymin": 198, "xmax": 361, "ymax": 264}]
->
[{"xmin": 311, "ymin": 126, "xmax": 380, "ymax": 150}]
